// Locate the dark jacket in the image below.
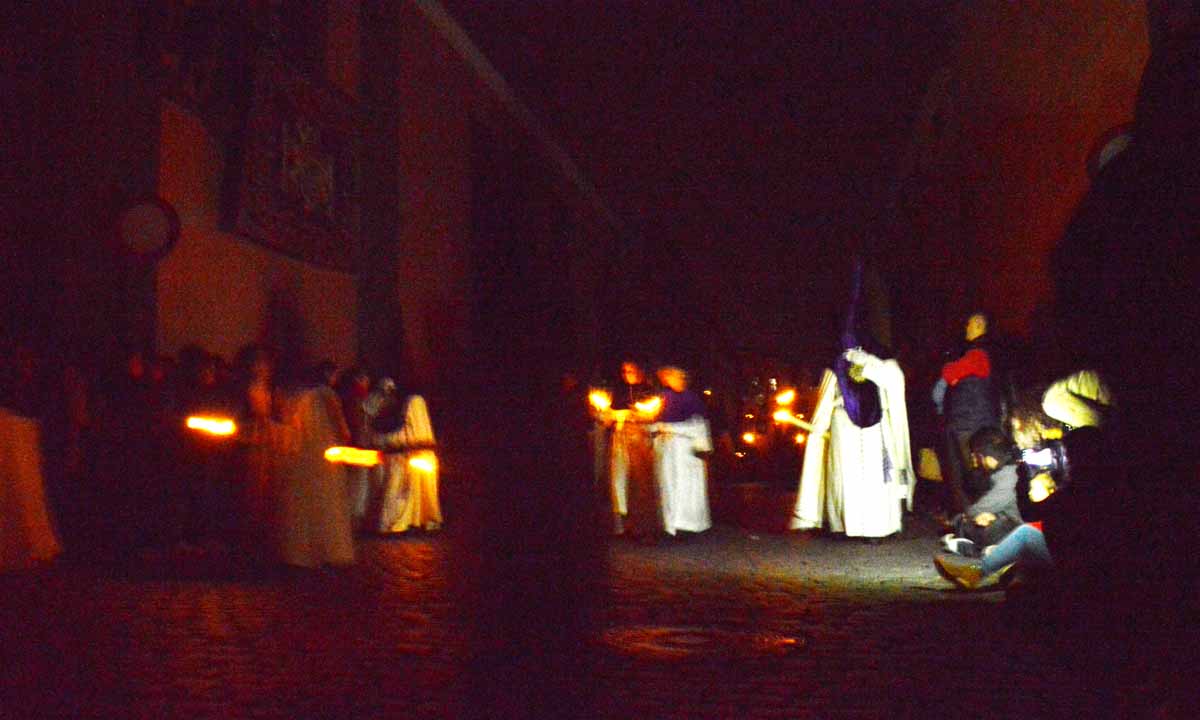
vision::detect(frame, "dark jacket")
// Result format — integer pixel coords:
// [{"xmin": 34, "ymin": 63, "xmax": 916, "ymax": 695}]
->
[{"xmin": 942, "ymin": 338, "xmax": 1000, "ymax": 432}]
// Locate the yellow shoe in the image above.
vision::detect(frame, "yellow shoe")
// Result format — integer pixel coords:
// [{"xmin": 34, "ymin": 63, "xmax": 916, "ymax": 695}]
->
[{"xmin": 934, "ymin": 552, "xmax": 984, "ymax": 589}]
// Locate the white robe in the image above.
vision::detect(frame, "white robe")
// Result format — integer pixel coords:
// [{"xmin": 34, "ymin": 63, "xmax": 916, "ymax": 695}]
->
[
  {"xmin": 373, "ymin": 395, "xmax": 441, "ymax": 533},
  {"xmin": 276, "ymin": 386, "xmax": 356, "ymax": 567},
  {"xmin": 789, "ymin": 356, "xmax": 912, "ymax": 538},
  {"xmin": 652, "ymin": 417, "xmax": 713, "ymax": 535}
]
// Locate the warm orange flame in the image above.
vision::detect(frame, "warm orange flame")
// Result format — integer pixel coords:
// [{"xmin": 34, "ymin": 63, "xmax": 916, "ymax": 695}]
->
[
  {"xmin": 185, "ymin": 415, "xmax": 237, "ymax": 437},
  {"xmin": 634, "ymin": 396, "xmax": 662, "ymax": 417},
  {"xmin": 324, "ymin": 446, "xmax": 382, "ymax": 467},
  {"xmin": 794, "ymin": 433, "xmax": 807, "ymax": 445},
  {"xmin": 742, "ymin": 431, "xmax": 757, "ymax": 445},
  {"xmin": 588, "ymin": 389, "xmax": 612, "ymax": 412},
  {"xmin": 774, "ymin": 388, "xmax": 796, "ymax": 406},
  {"xmin": 408, "ymin": 452, "xmax": 437, "ymax": 473},
  {"xmin": 772, "ymin": 409, "xmax": 793, "ymax": 423}
]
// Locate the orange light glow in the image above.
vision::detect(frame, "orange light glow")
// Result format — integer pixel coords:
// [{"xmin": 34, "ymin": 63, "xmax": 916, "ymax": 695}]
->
[
  {"xmin": 794, "ymin": 433, "xmax": 806, "ymax": 445},
  {"xmin": 185, "ymin": 415, "xmax": 237, "ymax": 437},
  {"xmin": 772, "ymin": 409, "xmax": 817, "ymax": 433},
  {"xmin": 744, "ymin": 413, "xmax": 755, "ymax": 420},
  {"xmin": 774, "ymin": 389, "xmax": 795, "ymax": 406},
  {"xmin": 324, "ymin": 446, "xmax": 382, "ymax": 467},
  {"xmin": 634, "ymin": 396, "xmax": 662, "ymax": 418},
  {"xmin": 742, "ymin": 431, "xmax": 757, "ymax": 445},
  {"xmin": 407, "ymin": 452, "xmax": 438, "ymax": 473},
  {"xmin": 702, "ymin": 389, "xmax": 713, "ymax": 396},
  {"xmin": 588, "ymin": 389, "xmax": 612, "ymax": 412}
]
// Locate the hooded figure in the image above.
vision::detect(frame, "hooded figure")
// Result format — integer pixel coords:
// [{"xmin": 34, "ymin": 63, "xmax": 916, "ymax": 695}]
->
[{"xmin": 790, "ymin": 261, "xmax": 913, "ymax": 538}]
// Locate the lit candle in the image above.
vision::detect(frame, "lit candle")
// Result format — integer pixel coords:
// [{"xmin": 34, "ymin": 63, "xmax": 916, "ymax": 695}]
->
[
  {"xmin": 634, "ymin": 396, "xmax": 662, "ymax": 419},
  {"xmin": 324, "ymin": 446, "xmax": 383, "ymax": 467},
  {"xmin": 408, "ymin": 452, "xmax": 438, "ymax": 473},
  {"xmin": 185, "ymin": 415, "xmax": 237, "ymax": 437},
  {"xmin": 588, "ymin": 389, "xmax": 612, "ymax": 412}
]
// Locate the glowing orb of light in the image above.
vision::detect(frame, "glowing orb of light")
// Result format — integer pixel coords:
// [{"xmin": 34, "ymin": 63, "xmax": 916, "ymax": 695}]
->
[
  {"xmin": 408, "ymin": 453, "xmax": 438, "ymax": 473},
  {"xmin": 794, "ymin": 433, "xmax": 806, "ymax": 445},
  {"xmin": 774, "ymin": 389, "xmax": 795, "ymax": 406},
  {"xmin": 185, "ymin": 415, "xmax": 237, "ymax": 437},
  {"xmin": 588, "ymin": 389, "xmax": 612, "ymax": 412},
  {"xmin": 634, "ymin": 396, "xmax": 662, "ymax": 417},
  {"xmin": 324, "ymin": 446, "xmax": 382, "ymax": 467},
  {"xmin": 741, "ymin": 431, "xmax": 757, "ymax": 445}
]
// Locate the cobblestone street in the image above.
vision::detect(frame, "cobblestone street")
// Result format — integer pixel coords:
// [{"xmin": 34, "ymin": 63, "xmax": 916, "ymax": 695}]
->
[{"xmin": 4, "ymin": 489, "xmax": 1190, "ymax": 720}]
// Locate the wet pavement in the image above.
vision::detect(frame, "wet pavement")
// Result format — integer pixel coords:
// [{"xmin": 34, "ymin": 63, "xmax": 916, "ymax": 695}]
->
[{"xmin": 3, "ymin": 502, "xmax": 1192, "ymax": 719}]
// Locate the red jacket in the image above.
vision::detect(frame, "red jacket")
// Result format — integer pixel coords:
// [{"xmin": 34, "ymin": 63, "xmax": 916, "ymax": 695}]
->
[{"xmin": 942, "ymin": 348, "xmax": 990, "ymax": 386}]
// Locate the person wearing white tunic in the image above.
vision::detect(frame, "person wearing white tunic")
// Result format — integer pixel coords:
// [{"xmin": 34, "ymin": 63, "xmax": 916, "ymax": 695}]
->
[
  {"xmin": 276, "ymin": 384, "xmax": 356, "ymax": 567},
  {"xmin": 602, "ymin": 361, "xmax": 656, "ymax": 535},
  {"xmin": 650, "ymin": 366, "xmax": 712, "ymax": 535},
  {"xmin": 789, "ymin": 348, "xmax": 913, "ymax": 538},
  {"xmin": 370, "ymin": 393, "xmax": 441, "ymax": 533}
]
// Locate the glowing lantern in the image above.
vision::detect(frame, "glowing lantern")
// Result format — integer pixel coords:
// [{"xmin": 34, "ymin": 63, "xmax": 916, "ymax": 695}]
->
[
  {"xmin": 185, "ymin": 415, "xmax": 237, "ymax": 437},
  {"xmin": 408, "ymin": 452, "xmax": 438, "ymax": 473},
  {"xmin": 774, "ymin": 388, "xmax": 795, "ymax": 406},
  {"xmin": 742, "ymin": 431, "xmax": 757, "ymax": 445},
  {"xmin": 588, "ymin": 389, "xmax": 612, "ymax": 412},
  {"xmin": 324, "ymin": 446, "xmax": 383, "ymax": 467}
]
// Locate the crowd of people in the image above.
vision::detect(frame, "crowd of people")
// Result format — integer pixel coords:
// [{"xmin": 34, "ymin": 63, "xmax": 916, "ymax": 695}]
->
[{"xmin": 0, "ymin": 341, "xmax": 440, "ymax": 572}]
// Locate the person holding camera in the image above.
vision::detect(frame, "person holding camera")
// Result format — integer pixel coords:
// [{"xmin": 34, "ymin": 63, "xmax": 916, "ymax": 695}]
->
[{"xmin": 941, "ymin": 426, "xmax": 1023, "ymax": 557}]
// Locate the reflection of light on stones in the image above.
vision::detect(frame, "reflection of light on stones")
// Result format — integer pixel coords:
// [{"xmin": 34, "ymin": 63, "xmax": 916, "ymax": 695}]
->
[{"xmin": 599, "ymin": 625, "xmax": 804, "ymax": 661}]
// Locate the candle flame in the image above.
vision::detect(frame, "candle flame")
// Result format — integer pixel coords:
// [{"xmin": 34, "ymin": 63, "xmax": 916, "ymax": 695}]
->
[
  {"xmin": 324, "ymin": 446, "xmax": 382, "ymax": 467},
  {"xmin": 775, "ymin": 388, "xmax": 796, "ymax": 406},
  {"xmin": 408, "ymin": 452, "xmax": 438, "ymax": 473},
  {"xmin": 588, "ymin": 389, "xmax": 612, "ymax": 412},
  {"xmin": 634, "ymin": 396, "xmax": 662, "ymax": 417},
  {"xmin": 185, "ymin": 415, "xmax": 237, "ymax": 437}
]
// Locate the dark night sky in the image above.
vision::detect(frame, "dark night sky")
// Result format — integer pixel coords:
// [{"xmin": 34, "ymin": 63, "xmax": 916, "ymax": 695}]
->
[{"xmin": 443, "ymin": 1, "xmax": 958, "ymax": 361}]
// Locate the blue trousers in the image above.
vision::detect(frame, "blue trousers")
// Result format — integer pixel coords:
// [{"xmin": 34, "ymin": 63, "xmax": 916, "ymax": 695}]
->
[{"xmin": 982, "ymin": 523, "xmax": 1054, "ymax": 577}]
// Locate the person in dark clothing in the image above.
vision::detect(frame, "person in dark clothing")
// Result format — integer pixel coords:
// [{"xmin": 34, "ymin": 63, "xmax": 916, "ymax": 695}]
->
[{"xmin": 934, "ymin": 311, "xmax": 1002, "ymax": 513}]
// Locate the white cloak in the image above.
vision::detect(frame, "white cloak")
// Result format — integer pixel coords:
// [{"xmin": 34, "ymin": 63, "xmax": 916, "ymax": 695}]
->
[
  {"xmin": 789, "ymin": 355, "xmax": 912, "ymax": 537},
  {"xmin": 276, "ymin": 386, "xmax": 356, "ymax": 567},
  {"xmin": 652, "ymin": 417, "xmax": 713, "ymax": 535},
  {"xmin": 373, "ymin": 395, "xmax": 441, "ymax": 533}
]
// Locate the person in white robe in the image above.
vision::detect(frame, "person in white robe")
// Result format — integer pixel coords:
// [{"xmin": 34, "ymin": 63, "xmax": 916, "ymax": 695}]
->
[
  {"xmin": 275, "ymin": 384, "xmax": 356, "ymax": 568},
  {"xmin": 599, "ymin": 361, "xmax": 656, "ymax": 535},
  {"xmin": 370, "ymin": 391, "xmax": 441, "ymax": 533},
  {"xmin": 650, "ymin": 366, "xmax": 712, "ymax": 535},
  {"xmin": 789, "ymin": 348, "xmax": 913, "ymax": 538}
]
